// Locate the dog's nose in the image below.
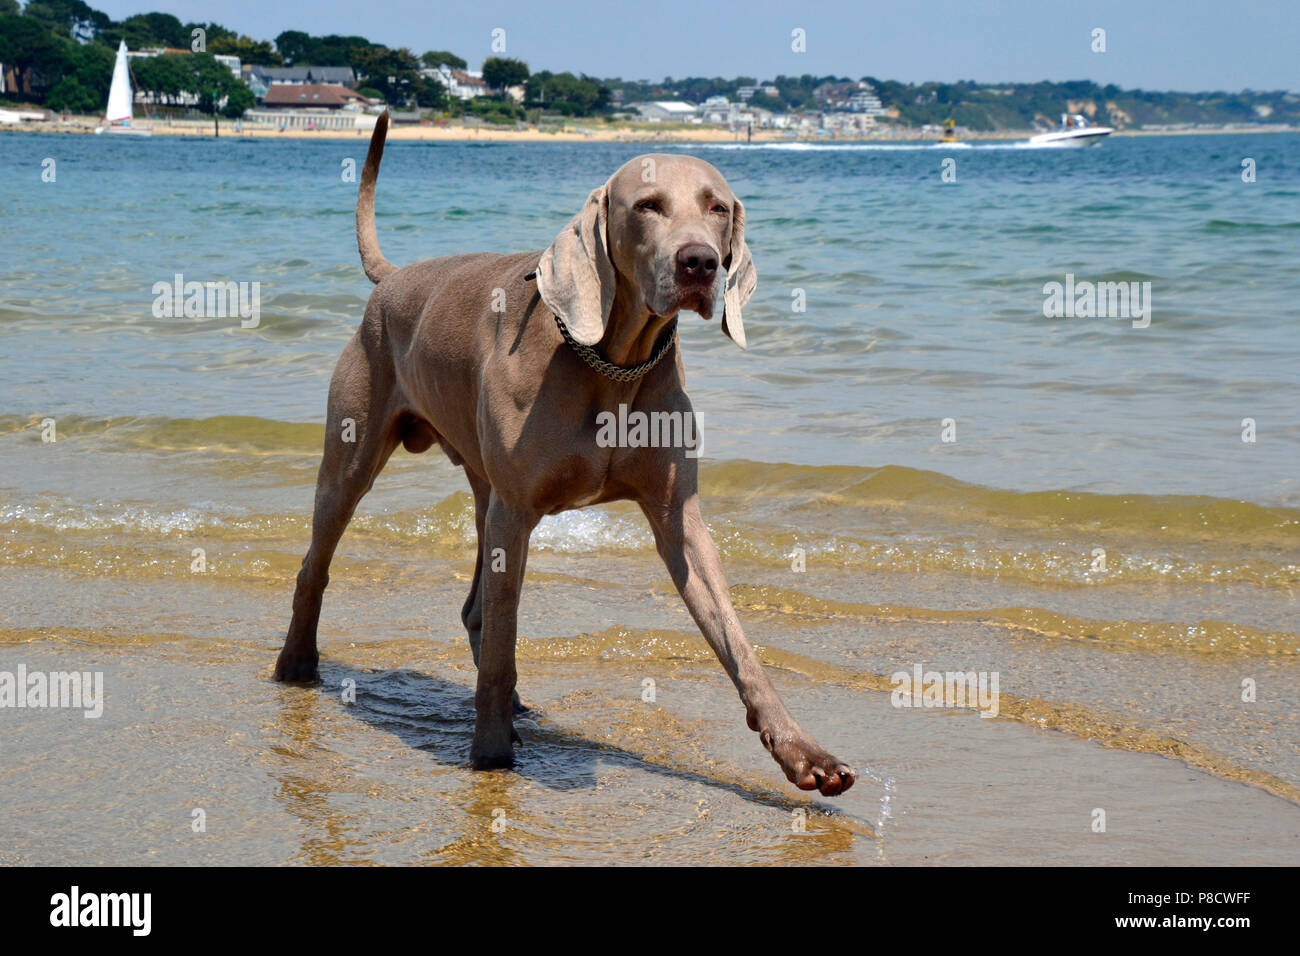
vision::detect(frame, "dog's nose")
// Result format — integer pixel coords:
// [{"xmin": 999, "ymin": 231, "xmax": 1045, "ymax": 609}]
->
[{"xmin": 675, "ymin": 243, "xmax": 718, "ymax": 284}]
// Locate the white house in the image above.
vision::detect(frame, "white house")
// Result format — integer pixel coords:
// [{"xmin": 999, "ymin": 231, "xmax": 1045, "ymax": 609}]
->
[
  {"xmin": 422, "ymin": 66, "xmax": 488, "ymax": 100},
  {"xmin": 634, "ymin": 101, "xmax": 698, "ymax": 122},
  {"xmin": 847, "ymin": 84, "xmax": 886, "ymax": 120},
  {"xmin": 698, "ymin": 95, "xmax": 731, "ymax": 124}
]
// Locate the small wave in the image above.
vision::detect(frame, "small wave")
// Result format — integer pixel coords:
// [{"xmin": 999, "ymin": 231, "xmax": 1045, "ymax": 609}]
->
[
  {"xmin": 731, "ymin": 584, "xmax": 1299, "ymax": 658},
  {"xmin": 1204, "ymin": 219, "xmax": 1300, "ymax": 232},
  {"xmin": 0, "ymin": 414, "xmax": 327, "ymax": 455}
]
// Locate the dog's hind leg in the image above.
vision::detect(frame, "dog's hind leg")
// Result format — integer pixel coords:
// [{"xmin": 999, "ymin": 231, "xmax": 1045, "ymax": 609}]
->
[
  {"xmin": 461, "ymin": 469, "xmax": 490, "ymax": 668},
  {"xmin": 274, "ymin": 333, "xmax": 401, "ymax": 682}
]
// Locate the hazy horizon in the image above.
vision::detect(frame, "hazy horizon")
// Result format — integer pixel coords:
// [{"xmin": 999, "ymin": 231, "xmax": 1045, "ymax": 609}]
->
[{"xmin": 84, "ymin": 0, "xmax": 1299, "ymax": 93}]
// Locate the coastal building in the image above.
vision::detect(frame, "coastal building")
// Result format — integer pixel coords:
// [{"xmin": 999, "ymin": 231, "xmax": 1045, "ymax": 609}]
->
[
  {"xmin": 766, "ymin": 112, "xmax": 817, "ymax": 131},
  {"xmin": 240, "ymin": 109, "xmax": 378, "ymax": 131},
  {"xmin": 813, "ymin": 80, "xmax": 853, "ymax": 108},
  {"xmin": 810, "ymin": 80, "xmax": 887, "ymax": 127},
  {"xmin": 820, "ymin": 111, "xmax": 881, "ymax": 133},
  {"xmin": 246, "ymin": 82, "xmax": 378, "ymax": 129},
  {"xmin": 261, "ymin": 83, "xmax": 373, "ymax": 111},
  {"xmin": 0, "ymin": 107, "xmax": 48, "ymax": 124},
  {"xmin": 696, "ymin": 96, "xmax": 775, "ymax": 130},
  {"xmin": 813, "ymin": 79, "xmax": 885, "ymax": 114},
  {"xmin": 698, "ymin": 95, "xmax": 731, "ymax": 123},
  {"xmin": 848, "ymin": 86, "xmax": 885, "ymax": 117},
  {"xmin": 633, "ymin": 101, "xmax": 699, "ymax": 122},
  {"xmin": 244, "ymin": 65, "xmax": 357, "ymax": 100},
  {"xmin": 214, "ymin": 54, "xmax": 242, "ymax": 80},
  {"xmin": 244, "ymin": 88, "xmax": 379, "ymax": 131},
  {"xmin": 421, "ymin": 66, "xmax": 489, "ymax": 100},
  {"xmin": 736, "ymin": 105, "xmax": 774, "ymax": 128}
]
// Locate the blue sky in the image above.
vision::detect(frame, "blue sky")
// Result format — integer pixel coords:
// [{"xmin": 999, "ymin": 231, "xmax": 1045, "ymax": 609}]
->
[{"xmin": 91, "ymin": 0, "xmax": 1298, "ymax": 91}]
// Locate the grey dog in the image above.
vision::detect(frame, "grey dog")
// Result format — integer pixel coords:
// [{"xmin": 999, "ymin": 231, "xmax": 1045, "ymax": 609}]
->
[{"xmin": 273, "ymin": 112, "xmax": 854, "ymax": 797}]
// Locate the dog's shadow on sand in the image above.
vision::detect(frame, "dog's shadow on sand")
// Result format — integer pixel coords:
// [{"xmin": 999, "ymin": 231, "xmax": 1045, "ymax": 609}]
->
[{"xmin": 307, "ymin": 662, "xmax": 822, "ymax": 817}]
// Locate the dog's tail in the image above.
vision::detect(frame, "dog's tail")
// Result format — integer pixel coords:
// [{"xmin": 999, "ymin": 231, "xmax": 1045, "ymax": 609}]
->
[{"xmin": 356, "ymin": 110, "xmax": 399, "ymax": 284}]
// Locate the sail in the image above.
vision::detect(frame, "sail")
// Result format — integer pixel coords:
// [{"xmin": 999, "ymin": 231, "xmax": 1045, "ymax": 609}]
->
[{"xmin": 105, "ymin": 40, "xmax": 133, "ymax": 123}]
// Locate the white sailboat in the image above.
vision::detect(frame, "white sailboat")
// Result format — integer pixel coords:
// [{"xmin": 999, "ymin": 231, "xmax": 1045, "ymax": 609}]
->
[{"xmin": 95, "ymin": 40, "xmax": 152, "ymax": 136}]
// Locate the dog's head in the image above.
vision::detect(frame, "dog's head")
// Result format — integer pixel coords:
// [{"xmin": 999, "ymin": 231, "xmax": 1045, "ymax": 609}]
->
[{"xmin": 536, "ymin": 153, "xmax": 757, "ymax": 349}]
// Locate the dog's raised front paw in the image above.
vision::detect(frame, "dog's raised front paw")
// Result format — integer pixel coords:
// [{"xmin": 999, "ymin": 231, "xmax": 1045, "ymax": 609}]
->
[{"xmin": 762, "ymin": 729, "xmax": 856, "ymax": 797}]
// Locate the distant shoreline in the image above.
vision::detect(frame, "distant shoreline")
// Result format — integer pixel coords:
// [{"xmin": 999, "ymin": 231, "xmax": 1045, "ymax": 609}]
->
[{"xmin": 3, "ymin": 115, "xmax": 1294, "ymax": 143}]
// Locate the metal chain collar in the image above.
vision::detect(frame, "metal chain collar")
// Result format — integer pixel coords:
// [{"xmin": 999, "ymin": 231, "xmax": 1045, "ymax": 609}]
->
[
  {"xmin": 552, "ymin": 311, "xmax": 678, "ymax": 383},
  {"xmin": 526, "ymin": 269, "xmax": 677, "ymax": 383}
]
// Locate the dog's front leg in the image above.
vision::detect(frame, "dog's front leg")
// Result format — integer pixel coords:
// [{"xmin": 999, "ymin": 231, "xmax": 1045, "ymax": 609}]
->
[
  {"xmin": 469, "ymin": 492, "xmax": 536, "ymax": 769},
  {"xmin": 641, "ymin": 496, "xmax": 855, "ymax": 796}
]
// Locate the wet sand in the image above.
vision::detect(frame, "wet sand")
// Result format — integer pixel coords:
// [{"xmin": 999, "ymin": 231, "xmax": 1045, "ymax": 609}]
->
[
  {"xmin": 1, "ymin": 438, "xmax": 1297, "ymax": 865},
  {"xmin": 2, "ymin": 569, "xmax": 1296, "ymax": 865}
]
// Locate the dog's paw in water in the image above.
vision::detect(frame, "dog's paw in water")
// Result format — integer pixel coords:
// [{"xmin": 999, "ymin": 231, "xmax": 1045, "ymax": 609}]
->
[
  {"xmin": 469, "ymin": 740, "xmax": 517, "ymax": 770},
  {"xmin": 763, "ymin": 729, "xmax": 856, "ymax": 797},
  {"xmin": 272, "ymin": 646, "xmax": 321, "ymax": 683}
]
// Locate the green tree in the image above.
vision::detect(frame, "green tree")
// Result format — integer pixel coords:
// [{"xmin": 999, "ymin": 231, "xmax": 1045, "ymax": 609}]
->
[
  {"xmin": 421, "ymin": 49, "xmax": 465, "ymax": 70},
  {"xmin": 120, "ymin": 12, "xmax": 187, "ymax": 49},
  {"xmin": 463, "ymin": 96, "xmax": 523, "ymax": 123},
  {"xmin": 44, "ymin": 37, "xmax": 111, "ymax": 111},
  {"xmin": 412, "ymin": 73, "xmax": 448, "ymax": 109},
  {"xmin": 350, "ymin": 44, "xmax": 420, "ymax": 103},
  {"xmin": 524, "ymin": 70, "xmax": 608, "ymax": 115},
  {"xmin": 747, "ymin": 93, "xmax": 783, "ymax": 112},
  {"xmin": 189, "ymin": 20, "xmax": 235, "ymax": 47},
  {"xmin": 481, "ymin": 56, "xmax": 528, "ymax": 93},
  {"xmin": 133, "ymin": 51, "xmax": 252, "ymax": 117},
  {"xmin": 44, "ymin": 75, "xmax": 94, "ymax": 110},
  {"xmin": 275, "ymin": 30, "xmax": 371, "ymax": 67},
  {"xmin": 0, "ymin": 12, "xmax": 70, "ymax": 95},
  {"xmin": 21, "ymin": 0, "xmax": 110, "ymax": 38},
  {"xmin": 208, "ymin": 32, "xmax": 282, "ymax": 64},
  {"xmin": 273, "ymin": 29, "xmax": 311, "ymax": 64}
]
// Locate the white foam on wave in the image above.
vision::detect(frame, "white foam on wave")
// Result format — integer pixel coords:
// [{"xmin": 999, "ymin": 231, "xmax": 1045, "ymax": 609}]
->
[
  {"xmin": 532, "ymin": 508, "xmax": 653, "ymax": 553},
  {"xmin": 667, "ymin": 140, "xmax": 1057, "ymax": 151}
]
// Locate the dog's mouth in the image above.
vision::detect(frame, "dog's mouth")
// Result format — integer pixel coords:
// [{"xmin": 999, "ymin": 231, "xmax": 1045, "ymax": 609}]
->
[
  {"xmin": 678, "ymin": 288, "xmax": 715, "ymax": 320},
  {"xmin": 647, "ymin": 268, "xmax": 720, "ymax": 321}
]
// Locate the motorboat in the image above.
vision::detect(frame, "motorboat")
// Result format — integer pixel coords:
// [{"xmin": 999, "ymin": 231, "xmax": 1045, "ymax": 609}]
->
[{"xmin": 1029, "ymin": 113, "xmax": 1111, "ymax": 147}]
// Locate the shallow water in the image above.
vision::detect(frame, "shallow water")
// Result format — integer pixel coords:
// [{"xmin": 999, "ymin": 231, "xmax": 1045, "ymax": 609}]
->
[{"xmin": 0, "ymin": 131, "xmax": 1297, "ymax": 864}]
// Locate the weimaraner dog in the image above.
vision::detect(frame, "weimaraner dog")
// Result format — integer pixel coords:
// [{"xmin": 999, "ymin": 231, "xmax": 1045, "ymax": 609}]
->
[{"xmin": 273, "ymin": 112, "xmax": 855, "ymax": 796}]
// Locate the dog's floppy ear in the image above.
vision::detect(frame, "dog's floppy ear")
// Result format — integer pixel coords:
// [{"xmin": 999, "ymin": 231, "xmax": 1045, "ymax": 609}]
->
[
  {"xmin": 721, "ymin": 198, "xmax": 757, "ymax": 350},
  {"xmin": 536, "ymin": 184, "xmax": 615, "ymax": 346}
]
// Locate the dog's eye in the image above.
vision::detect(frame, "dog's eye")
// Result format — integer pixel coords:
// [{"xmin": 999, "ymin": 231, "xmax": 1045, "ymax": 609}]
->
[
  {"xmin": 711, "ymin": 203, "xmax": 729, "ymax": 215},
  {"xmin": 635, "ymin": 199, "xmax": 663, "ymax": 214}
]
